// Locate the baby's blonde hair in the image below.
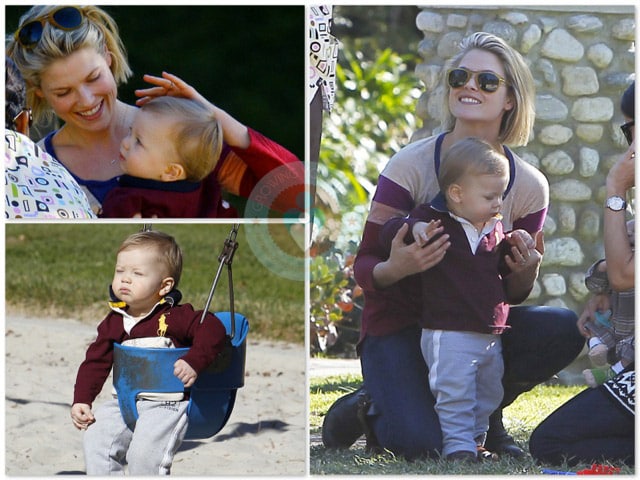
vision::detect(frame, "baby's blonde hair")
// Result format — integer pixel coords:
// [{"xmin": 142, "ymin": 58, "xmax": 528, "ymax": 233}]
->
[
  {"xmin": 118, "ymin": 231, "xmax": 183, "ymax": 287},
  {"xmin": 142, "ymin": 97, "xmax": 223, "ymax": 182},
  {"xmin": 6, "ymin": 5, "xmax": 132, "ymax": 124},
  {"xmin": 438, "ymin": 137, "xmax": 509, "ymax": 194}
]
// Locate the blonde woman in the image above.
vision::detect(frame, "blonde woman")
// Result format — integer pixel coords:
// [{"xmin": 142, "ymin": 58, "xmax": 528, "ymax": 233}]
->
[
  {"xmin": 323, "ymin": 32, "xmax": 584, "ymax": 460},
  {"xmin": 7, "ymin": 5, "xmax": 301, "ymax": 217}
]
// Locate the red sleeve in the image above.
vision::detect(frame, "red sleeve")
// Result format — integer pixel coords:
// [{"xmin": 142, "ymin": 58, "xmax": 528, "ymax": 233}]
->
[
  {"xmin": 218, "ymin": 128, "xmax": 303, "ymax": 214},
  {"xmin": 73, "ymin": 314, "xmax": 121, "ymax": 406},
  {"xmin": 177, "ymin": 308, "xmax": 228, "ymax": 374}
]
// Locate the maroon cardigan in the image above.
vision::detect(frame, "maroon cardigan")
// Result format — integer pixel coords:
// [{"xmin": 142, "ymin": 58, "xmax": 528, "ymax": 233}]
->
[{"xmin": 380, "ymin": 196, "xmax": 512, "ymax": 335}]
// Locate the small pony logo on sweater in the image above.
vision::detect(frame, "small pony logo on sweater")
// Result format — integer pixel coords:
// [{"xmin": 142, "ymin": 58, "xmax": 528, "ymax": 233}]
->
[{"xmin": 157, "ymin": 314, "xmax": 168, "ymax": 336}]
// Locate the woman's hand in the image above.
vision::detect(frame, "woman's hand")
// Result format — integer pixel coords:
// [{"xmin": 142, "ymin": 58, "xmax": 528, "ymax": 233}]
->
[
  {"xmin": 71, "ymin": 403, "xmax": 95, "ymax": 430},
  {"xmin": 135, "ymin": 72, "xmax": 212, "ymax": 110},
  {"xmin": 135, "ymin": 71, "xmax": 250, "ymax": 148},
  {"xmin": 174, "ymin": 359, "xmax": 197, "ymax": 388},
  {"xmin": 577, "ymin": 293, "xmax": 611, "ymax": 338},
  {"xmin": 504, "ymin": 229, "xmax": 542, "ymax": 273},
  {"xmin": 373, "ymin": 222, "xmax": 450, "ymax": 288}
]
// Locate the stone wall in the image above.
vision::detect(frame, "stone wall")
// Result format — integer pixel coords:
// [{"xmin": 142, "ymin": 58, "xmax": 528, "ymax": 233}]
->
[{"xmin": 414, "ymin": 6, "xmax": 635, "ymax": 312}]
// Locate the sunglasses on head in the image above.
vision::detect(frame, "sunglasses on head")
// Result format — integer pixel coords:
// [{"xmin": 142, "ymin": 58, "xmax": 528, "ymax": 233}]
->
[
  {"xmin": 447, "ymin": 67, "xmax": 508, "ymax": 93},
  {"xmin": 15, "ymin": 6, "xmax": 85, "ymax": 48},
  {"xmin": 620, "ymin": 120, "xmax": 634, "ymax": 146}
]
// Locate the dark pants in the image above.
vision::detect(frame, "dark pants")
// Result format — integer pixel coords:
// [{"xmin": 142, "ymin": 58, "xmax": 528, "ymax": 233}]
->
[
  {"xmin": 529, "ymin": 381, "xmax": 634, "ymax": 466},
  {"xmin": 360, "ymin": 305, "xmax": 584, "ymax": 459}
]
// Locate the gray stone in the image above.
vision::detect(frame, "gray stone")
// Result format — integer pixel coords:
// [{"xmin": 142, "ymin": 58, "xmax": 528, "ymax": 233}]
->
[
  {"xmin": 542, "ymin": 273, "xmax": 567, "ymax": 296},
  {"xmin": 541, "ymin": 29, "xmax": 584, "ymax": 62},
  {"xmin": 542, "ymin": 150, "xmax": 574, "ymax": 175},
  {"xmin": 575, "ymin": 124, "xmax": 604, "ymax": 143},
  {"xmin": 587, "ymin": 43, "xmax": 613, "ymax": 69},
  {"xmin": 561, "ymin": 66, "xmax": 599, "ymax": 96},
  {"xmin": 542, "ymin": 237, "xmax": 584, "ymax": 266},
  {"xmin": 566, "ymin": 14, "xmax": 604, "ymax": 33},
  {"xmin": 521, "ymin": 24, "xmax": 542, "ymax": 53},
  {"xmin": 612, "ymin": 18, "xmax": 636, "ymax": 41},
  {"xmin": 578, "ymin": 147, "xmax": 599, "ymax": 177},
  {"xmin": 571, "ymin": 97, "xmax": 614, "ymax": 122},
  {"xmin": 558, "ymin": 205, "xmax": 576, "ymax": 232},
  {"xmin": 539, "ymin": 125, "xmax": 573, "ymax": 145},
  {"xmin": 416, "ymin": 11, "xmax": 444, "ymax": 33},
  {"xmin": 437, "ymin": 31, "xmax": 463, "ymax": 58},
  {"xmin": 578, "ymin": 209, "xmax": 601, "ymax": 241},
  {"xmin": 549, "ymin": 179, "xmax": 592, "ymax": 201},
  {"xmin": 535, "ymin": 94, "xmax": 569, "ymax": 122}
]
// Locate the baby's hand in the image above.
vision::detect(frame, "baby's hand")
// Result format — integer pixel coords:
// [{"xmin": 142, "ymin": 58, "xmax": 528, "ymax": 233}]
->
[
  {"xmin": 505, "ymin": 229, "xmax": 535, "ymax": 249},
  {"xmin": 174, "ymin": 359, "xmax": 197, "ymax": 388},
  {"xmin": 71, "ymin": 403, "xmax": 95, "ymax": 430},
  {"xmin": 412, "ymin": 220, "xmax": 441, "ymax": 248}
]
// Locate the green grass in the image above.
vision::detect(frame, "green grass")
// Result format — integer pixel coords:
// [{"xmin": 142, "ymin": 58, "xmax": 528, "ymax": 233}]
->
[
  {"xmin": 5, "ymin": 223, "xmax": 304, "ymax": 344},
  {"xmin": 310, "ymin": 374, "xmax": 635, "ymax": 475}
]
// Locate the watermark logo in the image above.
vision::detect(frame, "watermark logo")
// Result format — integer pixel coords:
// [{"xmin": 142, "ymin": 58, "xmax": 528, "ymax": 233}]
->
[{"xmin": 244, "ymin": 162, "xmax": 307, "ymax": 281}]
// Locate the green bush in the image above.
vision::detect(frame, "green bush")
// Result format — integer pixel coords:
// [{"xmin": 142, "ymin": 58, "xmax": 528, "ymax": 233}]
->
[{"xmin": 311, "ymin": 44, "xmax": 421, "ymax": 356}]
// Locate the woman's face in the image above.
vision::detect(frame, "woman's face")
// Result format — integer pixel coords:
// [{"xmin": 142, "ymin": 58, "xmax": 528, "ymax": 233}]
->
[
  {"xmin": 36, "ymin": 46, "xmax": 118, "ymax": 133},
  {"xmin": 448, "ymin": 49, "xmax": 513, "ymax": 127}
]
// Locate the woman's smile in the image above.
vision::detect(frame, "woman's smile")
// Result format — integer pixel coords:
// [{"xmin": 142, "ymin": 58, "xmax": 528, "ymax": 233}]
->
[{"xmin": 75, "ymin": 100, "xmax": 104, "ymax": 120}]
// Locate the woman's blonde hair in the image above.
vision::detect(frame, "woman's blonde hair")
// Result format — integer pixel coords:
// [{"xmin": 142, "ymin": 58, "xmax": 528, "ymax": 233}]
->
[
  {"xmin": 118, "ymin": 231, "xmax": 183, "ymax": 287},
  {"xmin": 142, "ymin": 97, "xmax": 224, "ymax": 182},
  {"xmin": 6, "ymin": 5, "xmax": 132, "ymax": 124},
  {"xmin": 440, "ymin": 32, "xmax": 535, "ymax": 147}
]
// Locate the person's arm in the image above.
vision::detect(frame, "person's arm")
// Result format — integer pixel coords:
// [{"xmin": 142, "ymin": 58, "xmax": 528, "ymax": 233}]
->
[
  {"xmin": 603, "ymin": 142, "xmax": 635, "ymax": 291},
  {"xmin": 354, "ymin": 176, "xmax": 450, "ymax": 290},
  {"xmin": 72, "ymin": 317, "xmax": 118, "ymax": 406},
  {"xmin": 136, "ymin": 72, "xmax": 301, "ymax": 213}
]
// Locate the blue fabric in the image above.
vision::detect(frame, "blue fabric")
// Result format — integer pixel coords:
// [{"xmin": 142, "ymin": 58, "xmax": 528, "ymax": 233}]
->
[
  {"xmin": 529, "ymin": 373, "xmax": 634, "ymax": 466},
  {"xmin": 43, "ymin": 131, "xmax": 119, "ymax": 203},
  {"xmin": 359, "ymin": 305, "xmax": 583, "ymax": 459}
]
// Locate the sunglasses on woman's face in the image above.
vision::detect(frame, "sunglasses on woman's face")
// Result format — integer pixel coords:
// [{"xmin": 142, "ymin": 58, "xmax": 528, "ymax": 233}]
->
[
  {"xmin": 620, "ymin": 120, "xmax": 634, "ymax": 146},
  {"xmin": 447, "ymin": 67, "xmax": 508, "ymax": 93},
  {"xmin": 15, "ymin": 6, "xmax": 84, "ymax": 48}
]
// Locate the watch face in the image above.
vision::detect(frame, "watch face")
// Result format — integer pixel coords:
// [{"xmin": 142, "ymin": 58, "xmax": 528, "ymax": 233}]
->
[{"xmin": 607, "ymin": 196, "xmax": 625, "ymax": 210}]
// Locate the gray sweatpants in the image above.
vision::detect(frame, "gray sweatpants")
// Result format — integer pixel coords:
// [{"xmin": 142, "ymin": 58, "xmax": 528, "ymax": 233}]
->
[
  {"xmin": 421, "ymin": 329, "xmax": 504, "ymax": 457},
  {"xmin": 83, "ymin": 398, "xmax": 189, "ymax": 475}
]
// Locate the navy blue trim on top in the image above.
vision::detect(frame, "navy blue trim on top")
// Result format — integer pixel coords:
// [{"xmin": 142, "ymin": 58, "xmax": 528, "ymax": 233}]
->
[
  {"xmin": 434, "ymin": 132, "xmax": 516, "ymax": 199},
  {"xmin": 43, "ymin": 131, "xmax": 119, "ymax": 203}
]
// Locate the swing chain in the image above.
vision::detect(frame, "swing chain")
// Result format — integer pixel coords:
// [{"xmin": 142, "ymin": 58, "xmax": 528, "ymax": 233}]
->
[{"xmin": 218, "ymin": 223, "xmax": 239, "ymax": 266}]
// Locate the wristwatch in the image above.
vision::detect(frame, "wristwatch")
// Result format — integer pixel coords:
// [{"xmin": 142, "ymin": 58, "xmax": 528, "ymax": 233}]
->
[{"xmin": 605, "ymin": 195, "xmax": 627, "ymax": 211}]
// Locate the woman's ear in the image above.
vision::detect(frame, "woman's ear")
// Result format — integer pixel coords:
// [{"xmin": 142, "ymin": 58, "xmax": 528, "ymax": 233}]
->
[
  {"xmin": 161, "ymin": 163, "xmax": 186, "ymax": 182},
  {"xmin": 159, "ymin": 277, "xmax": 175, "ymax": 296},
  {"xmin": 504, "ymin": 93, "xmax": 514, "ymax": 112}
]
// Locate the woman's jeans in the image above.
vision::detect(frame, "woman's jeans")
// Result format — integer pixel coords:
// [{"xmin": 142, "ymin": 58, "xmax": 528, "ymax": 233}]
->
[
  {"xmin": 529, "ymin": 377, "xmax": 634, "ymax": 466},
  {"xmin": 359, "ymin": 305, "xmax": 584, "ymax": 459}
]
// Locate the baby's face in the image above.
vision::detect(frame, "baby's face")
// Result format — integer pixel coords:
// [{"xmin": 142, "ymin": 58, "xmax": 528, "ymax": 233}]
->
[
  {"xmin": 119, "ymin": 109, "xmax": 181, "ymax": 180},
  {"xmin": 451, "ymin": 172, "xmax": 508, "ymax": 226},
  {"xmin": 111, "ymin": 246, "xmax": 171, "ymax": 317}
]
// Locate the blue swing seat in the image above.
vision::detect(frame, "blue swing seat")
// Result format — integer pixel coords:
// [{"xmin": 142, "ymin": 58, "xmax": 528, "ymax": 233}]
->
[{"xmin": 112, "ymin": 312, "xmax": 249, "ymax": 439}]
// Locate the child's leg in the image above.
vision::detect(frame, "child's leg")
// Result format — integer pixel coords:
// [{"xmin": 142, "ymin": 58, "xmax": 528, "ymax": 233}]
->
[
  {"xmin": 421, "ymin": 329, "xmax": 477, "ymax": 458},
  {"xmin": 127, "ymin": 400, "xmax": 189, "ymax": 475},
  {"xmin": 83, "ymin": 398, "xmax": 132, "ymax": 475},
  {"xmin": 474, "ymin": 336, "xmax": 504, "ymax": 445}
]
